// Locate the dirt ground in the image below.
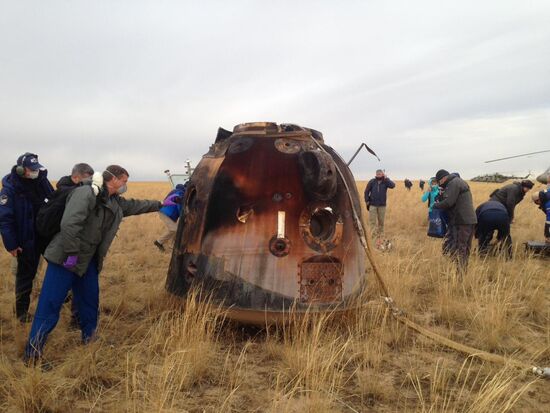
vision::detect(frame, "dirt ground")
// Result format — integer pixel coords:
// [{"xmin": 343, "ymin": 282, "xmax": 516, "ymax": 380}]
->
[{"xmin": 0, "ymin": 180, "xmax": 548, "ymax": 412}]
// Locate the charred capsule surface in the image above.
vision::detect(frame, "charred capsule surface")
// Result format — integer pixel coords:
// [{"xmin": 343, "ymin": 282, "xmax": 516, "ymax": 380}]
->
[{"xmin": 166, "ymin": 122, "xmax": 367, "ymax": 324}]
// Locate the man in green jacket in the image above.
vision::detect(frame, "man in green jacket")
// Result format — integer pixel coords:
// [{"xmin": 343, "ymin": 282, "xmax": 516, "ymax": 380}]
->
[{"xmin": 25, "ymin": 165, "xmax": 161, "ymax": 362}]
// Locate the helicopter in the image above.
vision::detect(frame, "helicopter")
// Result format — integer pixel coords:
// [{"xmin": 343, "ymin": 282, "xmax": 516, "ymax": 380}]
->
[
  {"xmin": 470, "ymin": 172, "xmax": 532, "ymax": 183},
  {"xmin": 484, "ymin": 150, "xmax": 550, "ymax": 184}
]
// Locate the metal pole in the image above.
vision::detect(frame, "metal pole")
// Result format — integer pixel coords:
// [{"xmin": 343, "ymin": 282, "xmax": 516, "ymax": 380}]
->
[
  {"xmin": 164, "ymin": 169, "xmax": 175, "ymax": 188},
  {"xmin": 347, "ymin": 143, "xmax": 366, "ymax": 166}
]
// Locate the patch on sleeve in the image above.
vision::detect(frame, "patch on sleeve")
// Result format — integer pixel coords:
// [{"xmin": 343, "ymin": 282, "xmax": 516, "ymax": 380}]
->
[{"xmin": 0, "ymin": 194, "xmax": 8, "ymax": 205}]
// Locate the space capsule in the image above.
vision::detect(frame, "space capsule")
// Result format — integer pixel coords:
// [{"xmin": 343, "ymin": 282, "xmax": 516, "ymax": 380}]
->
[{"xmin": 166, "ymin": 122, "xmax": 367, "ymax": 324}]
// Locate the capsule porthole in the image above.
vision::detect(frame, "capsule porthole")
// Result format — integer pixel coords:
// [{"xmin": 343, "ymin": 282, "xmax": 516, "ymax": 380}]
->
[{"xmin": 309, "ymin": 208, "xmax": 336, "ymax": 241}]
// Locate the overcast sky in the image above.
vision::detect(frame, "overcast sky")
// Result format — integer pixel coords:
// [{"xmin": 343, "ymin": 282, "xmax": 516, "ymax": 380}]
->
[{"xmin": 1, "ymin": 0, "xmax": 549, "ymax": 181}]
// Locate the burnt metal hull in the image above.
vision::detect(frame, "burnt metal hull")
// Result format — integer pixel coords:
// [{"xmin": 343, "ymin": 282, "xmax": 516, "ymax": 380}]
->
[{"xmin": 166, "ymin": 122, "xmax": 367, "ymax": 324}]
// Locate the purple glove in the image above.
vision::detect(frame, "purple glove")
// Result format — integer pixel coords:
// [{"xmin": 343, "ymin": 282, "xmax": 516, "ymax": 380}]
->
[
  {"xmin": 63, "ymin": 255, "xmax": 78, "ymax": 270},
  {"xmin": 162, "ymin": 194, "xmax": 181, "ymax": 207}
]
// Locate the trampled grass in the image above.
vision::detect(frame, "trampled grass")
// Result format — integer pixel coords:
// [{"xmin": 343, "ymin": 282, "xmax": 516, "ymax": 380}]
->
[{"xmin": 0, "ymin": 180, "xmax": 548, "ymax": 412}]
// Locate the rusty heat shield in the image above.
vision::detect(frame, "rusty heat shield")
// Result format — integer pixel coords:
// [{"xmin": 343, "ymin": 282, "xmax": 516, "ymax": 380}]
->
[{"xmin": 166, "ymin": 122, "xmax": 367, "ymax": 324}]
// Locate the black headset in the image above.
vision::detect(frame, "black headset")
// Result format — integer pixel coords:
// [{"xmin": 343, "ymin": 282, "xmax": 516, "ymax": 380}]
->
[{"xmin": 15, "ymin": 152, "xmax": 37, "ymax": 176}]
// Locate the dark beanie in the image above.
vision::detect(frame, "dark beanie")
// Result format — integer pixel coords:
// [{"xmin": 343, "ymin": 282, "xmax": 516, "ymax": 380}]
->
[
  {"xmin": 521, "ymin": 180, "xmax": 534, "ymax": 189},
  {"xmin": 435, "ymin": 169, "xmax": 450, "ymax": 181}
]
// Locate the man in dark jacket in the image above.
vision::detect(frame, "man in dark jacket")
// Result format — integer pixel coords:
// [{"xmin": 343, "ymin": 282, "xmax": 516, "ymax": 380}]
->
[
  {"xmin": 25, "ymin": 165, "xmax": 161, "ymax": 362},
  {"xmin": 475, "ymin": 201, "xmax": 512, "ymax": 258},
  {"xmin": 0, "ymin": 153, "xmax": 54, "ymax": 322},
  {"xmin": 56, "ymin": 163, "xmax": 95, "ymax": 190},
  {"xmin": 489, "ymin": 180, "xmax": 533, "ymax": 223},
  {"xmin": 433, "ymin": 169, "xmax": 477, "ymax": 273},
  {"xmin": 364, "ymin": 169, "xmax": 395, "ymax": 237}
]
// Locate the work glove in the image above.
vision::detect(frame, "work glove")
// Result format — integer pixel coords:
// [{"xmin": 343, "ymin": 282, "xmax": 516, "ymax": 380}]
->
[
  {"xmin": 162, "ymin": 194, "xmax": 181, "ymax": 206},
  {"xmin": 63, "ymin": 255, "xmax": 78, "ymax": 270},
  {"xmin": 91, "ymin": 172, "xmax": 103, "ymax": 196}
]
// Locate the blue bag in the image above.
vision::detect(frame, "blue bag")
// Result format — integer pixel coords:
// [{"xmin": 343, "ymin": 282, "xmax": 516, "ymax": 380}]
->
[{"xmin": 427, "ymin": 209, "xmax": 448, "ymax": 238}]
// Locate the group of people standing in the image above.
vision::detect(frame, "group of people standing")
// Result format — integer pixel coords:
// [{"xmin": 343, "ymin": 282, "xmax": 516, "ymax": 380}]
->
[
  {"xmin": 0, "ymin": 153, "xmax": 167, "ymax": 364},
  {"xmin": 365, "ymin": 167, "xmax": 549, "ymax": 274}
]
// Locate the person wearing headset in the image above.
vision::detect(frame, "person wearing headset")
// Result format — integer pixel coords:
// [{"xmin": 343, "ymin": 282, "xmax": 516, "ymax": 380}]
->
[{"xmin": 0, "ymin": 153, "xmax": 54, "ymax": 322}]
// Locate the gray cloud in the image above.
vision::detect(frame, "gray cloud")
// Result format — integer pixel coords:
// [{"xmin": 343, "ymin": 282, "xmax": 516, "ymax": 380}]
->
[{"xmin": 1, "ymin": 0, "xmax": 549, "ymax": 181}]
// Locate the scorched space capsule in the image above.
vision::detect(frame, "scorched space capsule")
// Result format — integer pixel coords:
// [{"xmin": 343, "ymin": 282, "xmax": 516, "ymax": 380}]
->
[{"xmin": 166, "ymin": 122, "xmax": 367, "ymax": 324}]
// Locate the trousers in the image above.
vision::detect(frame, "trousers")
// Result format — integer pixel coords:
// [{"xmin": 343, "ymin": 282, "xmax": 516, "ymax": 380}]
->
[
  {"xmin": 15, "ymin": 247, "xmax": 41, "ymax": 318},
  {"xmin": 157, "ymin": 212, "xmax": 178, "ymax": 245},
  {"xmin": 476, "ymin": 209, "xmax": 511, "ymax": 257},
  {"xmin": 25, "ymin": 259, "xmax": 99, "ymax": 359},
  {"xmin": 443, "ymin": 224, "xmax": 475, "ymax": 273},
  {"xmin": 368, "ymin": 206, "xmax": 387, "ymax": 237}
]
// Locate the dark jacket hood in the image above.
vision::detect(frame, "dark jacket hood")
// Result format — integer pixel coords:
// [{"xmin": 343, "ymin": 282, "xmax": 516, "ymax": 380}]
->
[
  {"xmin": 56, "ymin": 175, "xmax": 76, "ymax": 190},
  {"xmin": 441, "ymin": 173, "xmax": 459, "ymax": 188}
]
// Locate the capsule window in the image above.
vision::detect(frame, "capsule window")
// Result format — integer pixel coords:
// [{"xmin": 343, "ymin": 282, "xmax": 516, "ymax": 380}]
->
[
  {"xmin": 309, "ymin": 208, "xmax": 336, "ymax": 241},
  {"xmin": 299, "ymin": 204, "xmax": 342, "ymax": 252}
]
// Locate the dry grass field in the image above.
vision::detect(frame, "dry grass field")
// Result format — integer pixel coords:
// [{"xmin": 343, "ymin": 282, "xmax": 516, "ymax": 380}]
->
[{"xmin": 0, "ymin": 180, "xmax": 548, "ymax": 412}]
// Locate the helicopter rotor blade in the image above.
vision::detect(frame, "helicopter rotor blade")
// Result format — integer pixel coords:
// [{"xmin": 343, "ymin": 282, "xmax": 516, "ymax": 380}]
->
[{"xmin": 485, "ymin": 149, "xmax": 550, "ymax": 163}]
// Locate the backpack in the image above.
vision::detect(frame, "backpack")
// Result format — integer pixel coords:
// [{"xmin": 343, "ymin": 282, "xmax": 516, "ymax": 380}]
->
[{"xmin": 35, "ymin": 186, "xmax": 78, "ymax": 253}]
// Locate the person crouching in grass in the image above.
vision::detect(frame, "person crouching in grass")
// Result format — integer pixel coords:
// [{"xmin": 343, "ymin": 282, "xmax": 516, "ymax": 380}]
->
[{"xmin": 24, "ymin": 165, "xmax": 161, "ymax": 365}]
